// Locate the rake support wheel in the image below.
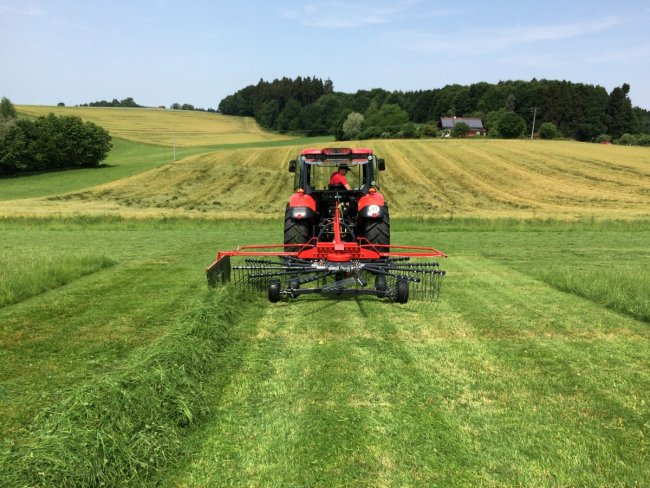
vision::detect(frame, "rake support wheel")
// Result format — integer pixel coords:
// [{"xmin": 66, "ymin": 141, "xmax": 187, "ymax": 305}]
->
[
  {"xmin": 395, "ymin": 278, "xmax": 409, "ymax": 304},
  {"xmin": 268, "ymin": 279, "xmax": 281, "ymax": 303}
]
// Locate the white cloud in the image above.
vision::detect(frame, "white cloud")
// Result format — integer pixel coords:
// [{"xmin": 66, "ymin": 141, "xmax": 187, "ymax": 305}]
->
[
  {"xmin": 0, "ymin": 3, "xmax": 45, "ymax": 17},
  {"xmin": 396, "ymin": 16, "xmax": 623, "ymax": 56},
  {"xmin": 584, "ymin": 41, "xmax": 650, "ymax": 64},
  {"xmin": 282, "ymin": 0, "xmax": 430, "ymax": 29}
]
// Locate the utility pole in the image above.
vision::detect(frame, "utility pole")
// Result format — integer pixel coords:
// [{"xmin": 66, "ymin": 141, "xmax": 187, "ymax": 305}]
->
[{"xmin": 530, "ymin": 107, "xmax": 538, "ymax": 140}]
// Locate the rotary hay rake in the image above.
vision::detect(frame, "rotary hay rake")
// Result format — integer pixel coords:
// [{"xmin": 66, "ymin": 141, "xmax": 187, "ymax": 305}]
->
[{"xmin": 207, "ymin": 206, "xmax": 446, "ymax": 303}]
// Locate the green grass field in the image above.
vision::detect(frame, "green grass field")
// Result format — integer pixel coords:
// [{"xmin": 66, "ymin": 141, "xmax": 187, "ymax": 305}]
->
[
  {"xmin": 0, "ymin": 218, "xmax": 648, "ymax": 487},
  {"xmin": 0, "ymin": 107, "xmax": 649, "ymax": 486}
]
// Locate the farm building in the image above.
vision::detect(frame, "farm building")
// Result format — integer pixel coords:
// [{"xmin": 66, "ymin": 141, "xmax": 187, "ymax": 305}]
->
[{"xmin": 440, "ymin": 117, "xmax": 485, "ymax": 136}]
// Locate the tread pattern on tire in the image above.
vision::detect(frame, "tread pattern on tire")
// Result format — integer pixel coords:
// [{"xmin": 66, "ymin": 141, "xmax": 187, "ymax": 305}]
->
[
  {"xmin": 284, "ymin": 208, "xmax": 311, "ymax": 252},
  {"xmin": 364, "ymin": 209, "xmax": 390, "ymax": 245}
]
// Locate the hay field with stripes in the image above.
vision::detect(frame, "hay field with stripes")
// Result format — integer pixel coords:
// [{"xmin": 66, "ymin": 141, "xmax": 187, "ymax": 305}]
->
[
  {"xmin": 3, "ymin": 139, "xmax": 649, "ymax": 220},
  {"xmin": 16, "ymin": 105, "xmax": 292, "ymax": 147}
]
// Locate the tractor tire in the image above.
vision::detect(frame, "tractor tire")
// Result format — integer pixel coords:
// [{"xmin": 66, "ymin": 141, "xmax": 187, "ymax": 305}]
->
[
  {"xmin": 364, "ymin": 209, "xmax": 390, "ymax": 246},
  {"xmin": 395, "ymin": 278, "xmax": 409, "ymax": 304},
  {"xmin": 284, "ymin": 212, "xmax": 311, "ymax": 253}
]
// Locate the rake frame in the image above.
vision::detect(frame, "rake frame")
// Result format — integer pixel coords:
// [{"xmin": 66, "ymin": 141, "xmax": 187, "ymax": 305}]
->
[{"xmin": 207, "ymin": 206, "xmax": 446, "ymax": 303}]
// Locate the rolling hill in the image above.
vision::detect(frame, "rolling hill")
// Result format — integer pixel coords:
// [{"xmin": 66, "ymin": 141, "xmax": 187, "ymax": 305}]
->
[
  {"xmin": 16, "ymin": 105, "xmax": 293, "ymax": 147},
  {"xmin": 2, "ymin": 138, "xmax": 649, "ymax": 220}
]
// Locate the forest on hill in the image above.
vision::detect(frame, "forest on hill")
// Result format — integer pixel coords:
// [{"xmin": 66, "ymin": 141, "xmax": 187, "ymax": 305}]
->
[{"xmin": 218, "ymin": 76, "xmax": 650, "ymax": 143}]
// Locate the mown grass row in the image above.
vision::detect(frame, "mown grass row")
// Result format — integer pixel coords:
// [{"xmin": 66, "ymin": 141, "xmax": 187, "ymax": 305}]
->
[
  {"xmin": 1, "ymin": 217, "xmax": 647, "ymax": 486},
  {"xmin": 536, "ymin": 266, "xmax": 650, "ymax": 322},
  {"xmin": 0, "ymin": 254, "xmax": 115, "ymax": 307},
  {"xmin": 4, "ymin": 138, "xmax": 649, "ymax": 220},
  {"xmin": 0, "ymin": 287, "xmax": 260, "ymax": 487},
  {"xmin": 397, "ymin": 218, "xmax": 650, "ymax": 324}
]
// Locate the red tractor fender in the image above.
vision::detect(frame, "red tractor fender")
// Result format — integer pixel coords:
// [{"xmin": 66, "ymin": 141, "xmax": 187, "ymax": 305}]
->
[
  {"xmin": 289, "ymin": 191, "xmax": 316, "ymax": 211},
  {"xmin": 287, "ymin": 191, "xmax": 317, "ymax": 219},
  {"xmin": 358, "ymin": 190, "xmax": 386, "ymax": 218}
]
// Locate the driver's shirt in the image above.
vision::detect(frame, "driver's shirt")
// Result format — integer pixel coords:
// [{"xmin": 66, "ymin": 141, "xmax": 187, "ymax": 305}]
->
[{"xmin": 329, "ymin": 172, "xmax": 348, "ymax": 186}]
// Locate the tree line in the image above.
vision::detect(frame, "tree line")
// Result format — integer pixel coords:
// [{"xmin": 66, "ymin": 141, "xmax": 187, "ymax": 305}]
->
[
  {"xmin": 218, "ymin": 77, "xmax": 650, "ymax": 143},
  {"xmin": 0, "ymin": 97, "xmax": 112, "ymax": 176},
  {"xmin": 78, "ymin": 97, "xmax": 142, "ymax": 108},
  {"xmin": 75, "ymin": 98, "xmax": 217, "ymax": 112}
]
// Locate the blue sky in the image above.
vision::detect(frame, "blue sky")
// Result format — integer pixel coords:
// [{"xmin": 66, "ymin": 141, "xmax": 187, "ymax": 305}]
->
[{"xmin": 2, "ymin": 0, "xmax": 650, "ymax": 109}]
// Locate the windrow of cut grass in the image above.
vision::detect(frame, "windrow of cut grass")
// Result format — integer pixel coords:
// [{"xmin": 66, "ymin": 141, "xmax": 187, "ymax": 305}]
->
[
  {"xmin": 42, "ymin": 146, "xmax": 301, "ymax": 217},
  {"xmin": 536, "ymin": 266, "xmax": 650, "ymax": 323},
  {"xmin": 5, "ymin": 139, "xmax": 648, "ymax": 220},
  {"xmin": 0, "ymin": 253, "xmax": 116, "ymax": 308},
  {"xmin": 0, "ymin": 216, "xmax": 280, "ymax": 443},
  {"xmin": 0, "ymin": 287, "xmax": 262, "ymax": 487},
  {"xmin": 455, "ymin": 223, "xmax": 650, "ymax": 324},
  {"xmin": 16, "ymin": 105, "xmax": 293, "ymax": 147},
  {"xmin": 374, "ymin": 139, "xmax": 650, "ymax": 219}
]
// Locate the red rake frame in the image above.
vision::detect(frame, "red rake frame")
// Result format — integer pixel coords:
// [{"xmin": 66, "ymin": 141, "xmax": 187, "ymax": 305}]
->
[{"xmin": 206, "ymin": 206, "xmax": 446, "ymax": 303}]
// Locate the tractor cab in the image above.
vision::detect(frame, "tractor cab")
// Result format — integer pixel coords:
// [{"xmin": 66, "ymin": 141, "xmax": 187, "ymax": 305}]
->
[{"xmin": 290, "ymin": 147, "xmax": 384, "ymax": 197}]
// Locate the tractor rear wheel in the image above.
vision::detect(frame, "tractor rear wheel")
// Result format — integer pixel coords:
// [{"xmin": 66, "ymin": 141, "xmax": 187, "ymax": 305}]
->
[
  {"xmin": 284, "ymin": 209, "xmax": 311, "ymax": 252},
  {"xmin": 364, "ymin": 209, "xmax": 390, "ymax": 246}
]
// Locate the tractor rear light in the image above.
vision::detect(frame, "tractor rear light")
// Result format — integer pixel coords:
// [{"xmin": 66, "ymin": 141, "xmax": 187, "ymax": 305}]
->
[{"xmin": 297, "ymin": 213, "xmax": 303, "ymax": 219}]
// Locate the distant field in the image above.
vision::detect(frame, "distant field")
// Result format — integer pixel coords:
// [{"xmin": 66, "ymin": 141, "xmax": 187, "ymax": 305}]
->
[
  {"xmin": 0, "ymin": 135, "xmax": 333, "ymax": 201},
  {"xmin": 4, "ymin": 139, "xmax": 648, "ymax": 220},
  {"xmin": 16, "ymin": 105, "xmax": 293, "ymax": 147}
]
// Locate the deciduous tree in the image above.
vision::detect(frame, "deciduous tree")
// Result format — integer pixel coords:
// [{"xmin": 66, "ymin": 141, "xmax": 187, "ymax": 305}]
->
[
  {"xmin": 451, "ymin": 122, "xmax": 470, "ymax": 138},
  {"xmin": 342, "ymin": 112, "xmax": 364, "ymax": 140},
  {"xmin": 0, "ymin": 96, "xmax": 17, "ymax": 119}
]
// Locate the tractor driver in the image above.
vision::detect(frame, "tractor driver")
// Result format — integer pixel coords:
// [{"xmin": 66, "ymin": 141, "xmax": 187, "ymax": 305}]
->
[{"xmin": 329, "ymin": 164, "xmax": 352, "ymax": 190}]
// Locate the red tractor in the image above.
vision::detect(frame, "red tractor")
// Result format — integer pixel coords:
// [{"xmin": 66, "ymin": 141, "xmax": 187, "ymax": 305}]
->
[
  {"xmin": 284, "ymin": 147, "xmax": 390, "ymax": 250},
  {"xmin": 207, "ymin": 148, "xmax": 445, "ymax": 303}
]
